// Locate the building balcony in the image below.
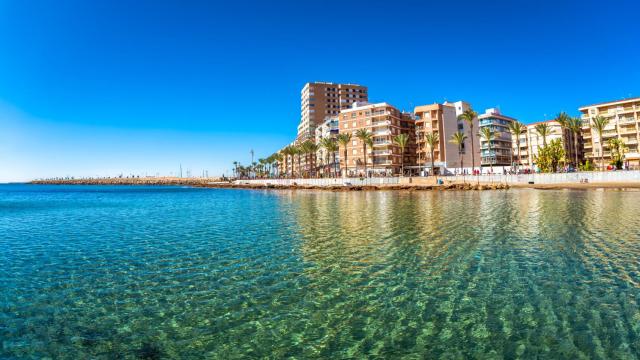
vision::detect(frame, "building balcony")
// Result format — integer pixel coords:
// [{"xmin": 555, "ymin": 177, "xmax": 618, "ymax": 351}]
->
[
  {"xmin": 373, "ymin": 141, "xmax": 392, "ymax": 147},
  {"xmin": 618, "ymin": 117, "xmax": 636, "ymax": 124},
  {"xmin": 620, "ymin": 127, "xmax": 637, "ymax": 135},
  {"xmin": 371, "ymin": 120, "xmax": 391, "ymax": 127},
  {"xmin": 373, "ymin": 150, "xmax": 393, "ymax": 156},
  {"xmin": 372, "ymin": 130, "xmax": 391, "ymax": 136},
  {"xmin": 373, "ymin": 160, "xmax": 393, "ymax": 166}
]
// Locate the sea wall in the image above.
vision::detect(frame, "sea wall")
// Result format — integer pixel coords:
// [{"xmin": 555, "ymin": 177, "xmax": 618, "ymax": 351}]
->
[
  {"xmin": 443, "ymin": 170, "xmax": 640, "ymax": 185},
  {"xmin": 234, "ymin": 177, "xmax": 400, "ymax": 186},
  {"xmin": 235, "ymin": 171, "xmax": 640, "ymax": 187}
]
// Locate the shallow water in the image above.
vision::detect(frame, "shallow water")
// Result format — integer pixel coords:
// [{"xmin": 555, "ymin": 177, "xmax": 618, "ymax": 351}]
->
[{"xmin": 1, "ymin": 184, "xmax": 640, "ymax": 358}]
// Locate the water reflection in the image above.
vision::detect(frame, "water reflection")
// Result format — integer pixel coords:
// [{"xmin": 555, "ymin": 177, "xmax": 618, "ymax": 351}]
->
[{"xmin": 284, "ymin": 189, "xmax": 640, "ymax": 358}]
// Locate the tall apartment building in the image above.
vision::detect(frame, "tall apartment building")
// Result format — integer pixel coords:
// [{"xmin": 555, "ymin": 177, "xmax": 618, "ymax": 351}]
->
[
  {"xmin": 297, "ymin": 82, "xmax": 368, "ymax": 141},
  {"xmin": 338, "ymin": 102, "xmax": 416, "ymax": 176},
  {"xmin": 414, "ymin": 100, "xmax": 479, "ymax": 175},
  {"xmin": 580, "ymin": 97, "xmax": 640, "ymax": 169},
  {"xmin": 478, "ymin": 108, "xmax": 517, "ymax": 168},
  {"xmin": 512, "ymin": 120, "xmax": 583, "ymax": 169}
]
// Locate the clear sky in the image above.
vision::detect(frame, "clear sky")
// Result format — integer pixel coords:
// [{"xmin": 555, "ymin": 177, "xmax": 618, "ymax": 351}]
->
[{"xmin": 1, "ymin": 0, "xmax": 638, "ymax": 182}]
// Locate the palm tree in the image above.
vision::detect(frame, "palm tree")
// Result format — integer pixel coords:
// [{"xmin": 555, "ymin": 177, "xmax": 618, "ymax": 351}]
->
[
  {"xmin": 272, "ymin": 153, "xmax": 282, "ymax": 177},
  {"xmin": 508, "ymin": 121, "xmax": 525, "ymax": 172},
  {"xmin": 424, "ymin": 132, "xmax": 439, "ymax": 181},
  {"xmin": 307, "ymin": 142, "xmax": 319, "ymax": 177},
  {"xmin": 320, "ymin": 138, "xmax": 332, "ymax": 177},
  {"xmin": 393, "ymin": 133, "xmax": 409, "ymax": 176},
  {"xmin": 232, "ymin": 161, "xmax": 238, "ymax": 178},
  {"xmin": 590, "ymin": 115, "xmax": 610, "ymax": 171},
  {"xmin": 449, "ymin": 131, "xmax": 467, "ymax": 178},
  {"xmin": 258, "ymin": 158, "xmax": 266, "ymax": 178},
  {"xmin": 337, "ymin": 133, "xmax": 352, "ymax": 177},
  {"xmin": 282, "ymin": 146, "xmax": 293, "ymax": 178},
  {"xmin": 366, "ymin": 137, "xmax": 374, "ymax": 175},
  {"xmin": 355, "ymin": 129, "xmax": 372, "ymax": 177},
  {"xmin": 534, "ymin": 123, "xmax": 551, "ymax": 147},
  {"xmin": 555, "ymin": 112, "xmax": 571, "ymax": 156},
  {"xmin": 569, "ymin": 116, "xmax": 582, "ymax": 168},
  {"xmin": 458, "ymin": 109, "xmax": 478, "ymax": 175},
  {"xmin": 300, "ymin": 141, "xmax": 313, "ymax": 177},
  {"xmin": 479, "ymin": 127, "xmax": 495, "ymax": 173},
  {"xmin": 324, "ymin": 138, "xmax": 339, "ymax": 178},
  {"xmin": 292, "ymin": 145, "xmax": 302, "ymax": 178}
]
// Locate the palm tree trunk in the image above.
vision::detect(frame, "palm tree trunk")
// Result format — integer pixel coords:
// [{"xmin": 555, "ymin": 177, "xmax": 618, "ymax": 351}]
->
[
  {"xmin": 573, "ymin": 131, "xmax": 579, "ymax": 168},
  {"xmin": 400, "ymin": 147, "xmax": 404, "ymax": 176},
  {"xmin": 459, "ymin": 148, "xmax": 463, "ymax": 182},
  {"xmin": 601, "ymin": 143, "xmax": 605, "ymax": 171},
  {"xmin": 431, "ymin": 149, "xmax": 437, "ymax": 183},
  {"xmin": 363, "ymin": 144, "xmax": 368, "ymax": 177},
  {"xmin": 325, "ymin": 153, "xmax": 330, "ymax": 178},
  {"xmin": 344, "ymin": 149, "xmax": 348, "ymax": 178},
  {"xmin": 470, "ymin": 127, "xmax": 477, "ymax": 183},
  {"xmin": 517, "ymin": 139, "xmax": 522, "ymax": 174},
  {"xmin": 489, "ymin": 145, "xmax": 493, "ymax": 174}
]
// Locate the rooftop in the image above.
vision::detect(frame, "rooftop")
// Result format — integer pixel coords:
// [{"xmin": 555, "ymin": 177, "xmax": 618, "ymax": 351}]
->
[{"xmin": 579, "ymin": 96, "xmax": 640, "ymax": 110}]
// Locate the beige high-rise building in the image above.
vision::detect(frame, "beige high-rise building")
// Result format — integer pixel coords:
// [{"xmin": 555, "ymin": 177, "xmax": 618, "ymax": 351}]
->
[
  {"xmin": 414, "ymin": 100, "xmax": 479, "ymax": 175},
  {"xmin": 297, "ymin": 82, "xmax": 368, "ymax": 141},
  {"xmin": 338, "ymin": 102, "xmax": 416, "ymax": 176},
  {"xmin": 580, "ymin": 97, "xmax": 640, "ymax": 169},
  {"xmin": 478, "ymin": 108, "xmax": 517, "ymax": 168},
  {"xmin": 512, "ymin": 120, "xmax": 582, "ymax": 169}
]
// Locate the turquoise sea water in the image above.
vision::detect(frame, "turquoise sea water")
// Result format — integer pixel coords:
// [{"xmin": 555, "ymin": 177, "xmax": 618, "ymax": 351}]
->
[{"xmin": 2, "ymin": 184, "xmax": 640, "ymax": 358}]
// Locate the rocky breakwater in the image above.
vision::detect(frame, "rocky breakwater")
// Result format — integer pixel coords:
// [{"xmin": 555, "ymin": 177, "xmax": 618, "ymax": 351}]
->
[{"xmin": 31, "ymin": 177, "xmax": 221, "ymax": 186}]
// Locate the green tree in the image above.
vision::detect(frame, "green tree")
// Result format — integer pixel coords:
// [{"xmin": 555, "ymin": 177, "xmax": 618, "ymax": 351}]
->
[
  {"xmin": 355, "ymin": 129, "xmax": 373, "ymax": 177},
  {"xmin": 337, "ymin": 133, "xmax": 352, "ymax": 177},
  {"xmin": 424, "ymin": 132, "xmax": 439, "ymax": 181},
  {"xmin": 319, "ymin": 138, "xmax": 334, "ymax": 177},
  {"xmin": 326, "ymin": 139, "xmax": 339, "ymax": 177},
  {"xmin": 308, "ymin": 142, "xmax": 320, "ymax": 177},
  {"xmin": 458, "ymin": 109, "xmax": 478, "ymax": 176},
  {"xmin": 449, "ymin": 131, "xmax": 467, "ymax": 178},
  {"xmin": 555, "ymin": 112, "xmax": 571, "ymax": 161},
  {"xmin": 508, "ymin": 121, "xmax": 525, "ymax": 172},
  {"xmin": 535, "ymin": 138, "xmax": 565, "ymax": 173},
  {"xmin": 608, "ymin": 138, "xmax": 628, "ymax": 169},
  {"xmin": 590, "ymin": 115, "xmax": 610, "ymax": 171},
  {"xmin": 281, "ymin": 146, "xmax": 292, "ymax": 178},
  {"xmin": 292, "ymin": 145, "xmax": 302, "ymax": 178},
  {"xmin": 568, "ymin": 116, "xmax": 583, "ymax": 168},
  {"xmin": 273, "ymin": 153, "xmax": 283, "ymax": 177},
  {"xmin": 393, "ymin": 133, "xmax": 409, "ymax": 176},
  {"xmin": 534, "ymin": 122, "xmax": 552, "ymax": 147},
  {"xmin": 479, "ymin": 126, "xmax": 495, "ymax": 173}
]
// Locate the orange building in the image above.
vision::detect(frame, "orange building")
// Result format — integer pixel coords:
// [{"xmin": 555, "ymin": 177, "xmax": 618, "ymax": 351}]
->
[{"xmin": 338, "ymin": 102, "xmax": 416, "ymax": 176}]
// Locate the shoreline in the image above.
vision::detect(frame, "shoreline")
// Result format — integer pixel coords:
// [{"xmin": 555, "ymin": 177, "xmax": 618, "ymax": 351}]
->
[{"xmin": 27, "ymin": 178, "xmax": 640, "ymax": 191}]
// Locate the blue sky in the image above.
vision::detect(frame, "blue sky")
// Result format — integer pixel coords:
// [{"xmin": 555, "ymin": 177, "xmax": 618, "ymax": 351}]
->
[{"xmin": 1, "ymin": 0, "xmax": 639, "ymax": 182}]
